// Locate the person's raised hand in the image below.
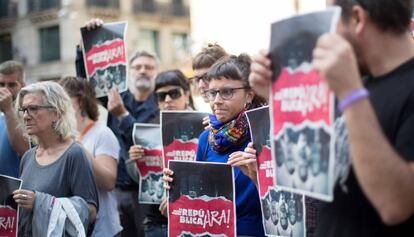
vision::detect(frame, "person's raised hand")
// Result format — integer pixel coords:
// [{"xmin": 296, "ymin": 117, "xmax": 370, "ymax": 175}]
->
[
  {"xmin": 84, "ymin": 18, "xmax": 104, "ymax": 30},
  {"xmin": 312, "ymin": 33, "xmax": 363, "ymax": 100},
  {"xmin": 249, "ymin": 50, "xmax": 272, "ymax": 101}
]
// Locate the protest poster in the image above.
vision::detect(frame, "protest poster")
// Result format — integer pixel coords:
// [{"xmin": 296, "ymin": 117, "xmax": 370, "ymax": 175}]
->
[
  {"xmin": 161, "ymin": 111, "xmax": 209, "ymax": 168},
  {"xmin": 262, "ymin": 187, "xmax": 306, "ymax": 237},
  {"xmin": 0, "ymin": 175, "xmax": 22, "ymax": 237},
  {"xmin": 133, "ymin": 123, "xmax": 164, "ymax": 204},
  {"xmin": 168, "ymin": 160, "xmax": 235, "ymax": 237},
  {"xmin": 246, "ymin": 106, "xmax": 306, "ymax": 237},
  {"xmin": 269, "ymin": 8, "xmax": 341, "ymax": 201},
  {"xmin": 80, "ymin": 21, "xmax": 128, "ymax": 98}
]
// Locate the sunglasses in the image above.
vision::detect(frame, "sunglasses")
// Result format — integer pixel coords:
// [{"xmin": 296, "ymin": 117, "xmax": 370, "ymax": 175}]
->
[{"xmin": 155, "ymin": 88, "xmax": 183, "ymax": 102}]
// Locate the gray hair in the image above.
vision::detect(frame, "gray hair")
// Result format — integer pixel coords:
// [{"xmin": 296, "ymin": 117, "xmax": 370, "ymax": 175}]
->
[
  {"xmin": 15, "ymin": 81, "xmax": 77, "ymax": 144},
  {"xmin": 0, "ymin": 60, "xmax": 25, "ymax": 84},
  {"xmin": 129, "ymin": 50, "xmax": 160, "ymax": 68}
]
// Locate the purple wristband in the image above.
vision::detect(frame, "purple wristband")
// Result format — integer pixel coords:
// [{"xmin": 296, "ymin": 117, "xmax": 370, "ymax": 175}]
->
[{"xmin": 338, "ymin": 88, "xmax": 369, "ymax": 113}]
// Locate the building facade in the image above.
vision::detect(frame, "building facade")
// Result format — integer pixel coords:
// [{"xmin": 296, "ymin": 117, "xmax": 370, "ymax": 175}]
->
[{"xmin": 0, "ymin": 0, "xmax": 191, "ymax": 83}]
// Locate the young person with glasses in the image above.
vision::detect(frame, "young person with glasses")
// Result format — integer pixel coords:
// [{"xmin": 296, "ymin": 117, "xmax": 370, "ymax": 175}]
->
[
  {"xmin": 127, "ymin": 69, "xmax": 193, "ymax": 237},
  {"xmin": 163, "ymin": 54, "xmax": 267, "ymax": 236},
  {"xmin": 190, "ymin": 43, "xmax": 228, "ymax": 112}
]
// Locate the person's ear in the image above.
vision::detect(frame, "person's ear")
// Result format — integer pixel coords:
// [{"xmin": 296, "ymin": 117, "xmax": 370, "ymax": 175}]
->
[{"xmin": 351, "ymin": 5, "xmax": 369, "ymax": 36}]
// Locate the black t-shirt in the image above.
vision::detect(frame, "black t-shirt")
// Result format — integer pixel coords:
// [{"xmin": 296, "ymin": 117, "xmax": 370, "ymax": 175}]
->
[{"xmin": 315, "ymin": 58, "xmax": 414, "ymax": 237}]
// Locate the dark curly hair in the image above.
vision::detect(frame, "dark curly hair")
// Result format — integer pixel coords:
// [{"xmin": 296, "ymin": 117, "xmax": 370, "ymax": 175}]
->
[
  {"xmin": 207, "ymin": 54, "xmax": 268, "ymax": 108},
  {"xmin": 192, "ymin": 43, "xmax": 228, "ymax": 70},
  {"xmin": 59, "ymin": 76, "xmax": 100, "ymax": 121}
]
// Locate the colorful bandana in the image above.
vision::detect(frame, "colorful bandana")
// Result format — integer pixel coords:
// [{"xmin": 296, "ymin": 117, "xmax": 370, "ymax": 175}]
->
[{"xmin": 208, "ymin": 111, "xmax": 250, "ymax": 153}]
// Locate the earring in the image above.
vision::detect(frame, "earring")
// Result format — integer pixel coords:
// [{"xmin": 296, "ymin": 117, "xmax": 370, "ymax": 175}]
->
[
  {"xmin": 80, "ymin": 110, "xmax": 87, "ymax": 117},
  {"xmin": 51, "ymin": 121, "xmax": 58, "ymax": 131},
  {"xmin": 244, "ymin": 101, "xmax": 252, "ymax": 110}
]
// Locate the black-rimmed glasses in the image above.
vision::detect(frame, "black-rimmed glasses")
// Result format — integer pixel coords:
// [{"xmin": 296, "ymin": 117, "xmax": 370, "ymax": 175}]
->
[
  {"xmin": 18, "ymin": 105, "xmax": 54, "ymax": 116},
  {"xmin": 205, "ymin": 87, "xmax": 250, "ymax": 101}
]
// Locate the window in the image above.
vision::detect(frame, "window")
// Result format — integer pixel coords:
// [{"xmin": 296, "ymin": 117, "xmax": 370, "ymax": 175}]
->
[
  {"xmin": 172, "ymin": 33, "xmax": 190, "ymax": 62},
  {"xmin": 0, "ymin": 0, "xmax": 17, "ymax": 19},
  {"xmin": 138, "ymin": 29, "xmax": 160, "ymax": 59},
  {"xmin": 0, "ymin": 34, "xmax": 13, "ymax": 62},
  {"xmin": 172, "ymin": 0, "xmax": 185, "ymax": 16},
  {"xmin": 28, "ymin": 0, "xmax": 60, "ymax": 13},
  {"xmin": 39, "ymin": 26, "xmax": 60, "ymax": 62},
  {"xmin": 134, "ymin": 0, "xmax": 156, "ymax": 13}
]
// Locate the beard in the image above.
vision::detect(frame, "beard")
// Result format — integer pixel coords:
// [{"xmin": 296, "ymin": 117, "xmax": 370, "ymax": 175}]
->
[{"xmin": 134, "ymin": 76, "xmax": 152, "ymax": 92}]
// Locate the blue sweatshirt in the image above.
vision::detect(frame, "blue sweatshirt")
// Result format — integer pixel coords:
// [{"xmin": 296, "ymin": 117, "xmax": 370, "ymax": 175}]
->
[{"xmin": 196, "ymin": 130, "xmax": 265, "ymax": 237}]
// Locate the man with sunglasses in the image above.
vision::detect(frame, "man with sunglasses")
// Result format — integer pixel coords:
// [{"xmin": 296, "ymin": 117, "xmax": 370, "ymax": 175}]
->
[
  {"xmin": 0, "ymin": 60, "xmax": 30, "ymax": 178},
  {"xmin": 76, "ymin": 19, "xmax": 160, "ymax": 237},
  {"xmin": 250, "ymin": 0, "xmax": 414, "ymax": 236}
]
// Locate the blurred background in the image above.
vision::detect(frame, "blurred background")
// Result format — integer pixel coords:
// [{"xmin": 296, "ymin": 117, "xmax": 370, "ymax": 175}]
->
[{"xmin": 0, "ymin": 0, "xmax": 325, "ymax": 83}]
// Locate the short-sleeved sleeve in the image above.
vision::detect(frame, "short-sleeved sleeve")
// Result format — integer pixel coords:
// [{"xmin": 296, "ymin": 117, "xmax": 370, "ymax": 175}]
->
[
  {"xmin": 94, "ymin": 126, "xmax": 120, "ymax": 161},
  {"xmin": 68, "ymin": 144, "xmax": 99, "ymax": 210}
]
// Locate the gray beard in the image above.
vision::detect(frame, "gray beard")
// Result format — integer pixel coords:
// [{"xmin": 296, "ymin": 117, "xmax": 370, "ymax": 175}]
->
[{"xmin": 134, "ymin": 78, "xmax": 152, "ymax": 92}]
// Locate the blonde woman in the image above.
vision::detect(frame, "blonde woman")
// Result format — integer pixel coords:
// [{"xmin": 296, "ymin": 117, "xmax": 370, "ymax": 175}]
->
[{"xmin": 13, "ymin": 81, "xmax": 98, "ymax": 235}]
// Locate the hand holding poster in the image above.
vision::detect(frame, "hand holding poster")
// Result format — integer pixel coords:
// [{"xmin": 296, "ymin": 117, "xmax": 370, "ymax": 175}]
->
[
  {"xmin": 168, "ymin": 161, "xmax": 236, "ymax": 237},
  {"xmin": 80, "ymin": 21, "xmax": 128, "ymax": 98},
  {"xmin": 133, "ymin": 123, "xmax": 164, "ymax": 204},
  {"xmin": 269, "ymin": 8, "xmax": 341, "ymax": 201},
  {"xmin": 161, "ymin": 111, "xmax": 209, "ymax": 168},
  {"xmin": 0, "ymin": 175, "xmax": 22, "ymax": 237}
]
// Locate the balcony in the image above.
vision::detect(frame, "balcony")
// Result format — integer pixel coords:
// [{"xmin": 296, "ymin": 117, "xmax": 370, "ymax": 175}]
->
[
  {"xmin": 0, "ymin": 1, "xmax": 17, "ymax": 21},
  {"xmin": 133, "ymin": 0, "xmax": 189, "ymax": 17},
  {"xmin": 86, "ymin": 0, "xmax": 120, "ymax": 9},
  {"xmin": 28, "ymin": 0, "xmax": 60, "ymax": 14},
  {"xmin": 86, "ymin": 0, "xmax": 120, "ymax": 17}
]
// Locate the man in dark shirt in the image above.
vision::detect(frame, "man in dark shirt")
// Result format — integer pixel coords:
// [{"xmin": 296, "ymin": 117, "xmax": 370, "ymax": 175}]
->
[
  {"xmin": 76, "ymin": 20, "xmax": 159, "ymax": 236},
  {"xmin": 249, "ymin": 0, "xmax": 414, "ymax": 236}
]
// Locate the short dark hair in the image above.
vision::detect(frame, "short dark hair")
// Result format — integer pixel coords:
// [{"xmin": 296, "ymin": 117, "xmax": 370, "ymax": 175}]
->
[
  {"xmin": 154, "ymin": 69, "xmax": 195, "ymax": 110},
  {"xmin": 207, "ymin": 54, "xmax": 267, "ymax": 108},
  {"xmin": 192, "ymin": 43, "xmax": 227, "ymax": 70},
  {"xmin": 129, "ymin": 50, "xmax": 159, "ymax": 66},
  {"xmin": 59, "ymin": 76, "xmax": 100, "ymax": 121},
  {"xmin": 335, "ymin": 0, "xmax": 412, "ymax": 34},
  {"xmin": 0, "ymin": 60, "xmax": 25, "ymax": 84}
]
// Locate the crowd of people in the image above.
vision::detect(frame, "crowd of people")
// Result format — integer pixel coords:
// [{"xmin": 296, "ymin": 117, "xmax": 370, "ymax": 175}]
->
[{"xmin": 1, "ymin": 0, "xmax": 414, "ymax": 236}]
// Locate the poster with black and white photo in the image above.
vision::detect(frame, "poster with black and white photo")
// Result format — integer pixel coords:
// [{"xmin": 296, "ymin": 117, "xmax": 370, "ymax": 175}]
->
[
  {"xmin": 269, "ymin": 8, "xmax": 341, "ymax": 201},
  {"xmin": 246, "ymin": 107, "xmax": 306, "ymax": 237},
  {"xmin": 133, "ymin": 123, "xmax": 164, "ymax": 204},
  {"xmin": 161, "ymin": 111, "xmax": 209, "ymax": 168},
  {"xmin": 0, "ymin": 175, "xmax": 22, "ymax": 237},
  {"xmin": 168, "ymin": 160, "xmax": 236, "ymax": 237},
  {"xmin": 246, "ymin": 106, "xmax": 274, "ymax": 196},
  {"xmin": 81, "ymin": 21, "xmax": 128, "ymax": 98},
  {"xmin": 262, "ymin": 187, "xmax": 305, "ymax": 237}
]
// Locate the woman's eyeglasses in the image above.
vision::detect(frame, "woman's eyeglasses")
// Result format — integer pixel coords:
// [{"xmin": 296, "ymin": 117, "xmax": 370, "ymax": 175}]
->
[
  {"xmin": 189, "ymin": 73, "xmax": 208, "ymax": 84},
  {"xmin": 205, "ymin": 87, "xmax": 249, "ymax": 101},
  {"xmin": 155, "ymin": 88, "xmax": 183, "ymax": 102},
  {"xmin": 18, "ymin": 105, "xmax": 54, "ymax": 116}
]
